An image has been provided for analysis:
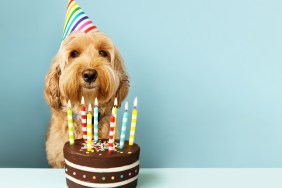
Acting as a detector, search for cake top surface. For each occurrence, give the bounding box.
[64,139,140,159]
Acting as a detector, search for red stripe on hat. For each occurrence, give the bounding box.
[85,26,97,33]
[67,0,74,9]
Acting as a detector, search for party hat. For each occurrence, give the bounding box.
[62,0,98,40]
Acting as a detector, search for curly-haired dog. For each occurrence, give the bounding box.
[45,31,129,168]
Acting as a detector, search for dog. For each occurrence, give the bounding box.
[44,31,129,168]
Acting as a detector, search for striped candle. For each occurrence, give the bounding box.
[93,98,99,143]
[67,100,74,145]
[108,115,115,154]
[80,96,87,142]
[129,97,138,146]
[87,104,93,152]
[119,102,128,149]
[112,98,118,140]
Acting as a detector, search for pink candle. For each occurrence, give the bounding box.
[80,96,87,142]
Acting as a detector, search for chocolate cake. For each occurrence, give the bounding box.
[64,139,140,188]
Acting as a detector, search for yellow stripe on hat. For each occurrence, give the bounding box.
[63,1,78,31]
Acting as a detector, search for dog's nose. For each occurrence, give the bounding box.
[82,69,98,83]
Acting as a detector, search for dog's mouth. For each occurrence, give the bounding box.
[81,82,98,90]
[83,85,97,90]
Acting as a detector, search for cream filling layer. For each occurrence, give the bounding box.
[65,159,140,173]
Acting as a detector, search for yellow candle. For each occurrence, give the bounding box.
[67,100,74,145]
[129,97,138,146]
[87,104,93,152]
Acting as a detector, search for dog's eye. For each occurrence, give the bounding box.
[70,50,79,58]
[99,50,108,57]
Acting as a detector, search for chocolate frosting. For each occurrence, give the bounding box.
[64,139,140,168]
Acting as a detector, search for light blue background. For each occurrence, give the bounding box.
[0,0,282,168]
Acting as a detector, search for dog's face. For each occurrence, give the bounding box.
[45,31,129,111]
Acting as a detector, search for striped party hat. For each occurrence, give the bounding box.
[62,0,98,40]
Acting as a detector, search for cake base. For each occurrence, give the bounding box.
[66,179,138,188]
[64,139,140,188]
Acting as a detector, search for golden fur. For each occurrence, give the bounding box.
[45,31,129,168]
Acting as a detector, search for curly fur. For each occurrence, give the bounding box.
[45,31,129,168]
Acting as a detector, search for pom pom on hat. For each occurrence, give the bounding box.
[62,0,98,40]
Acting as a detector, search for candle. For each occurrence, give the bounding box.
[119,101,128,149]
[108,115,115,154]
[129,97,138,146]
[67,100,74,145]
[87,104,93,152]
[80,96,87,142]
[93,98,99,143]
[112,98,118,140]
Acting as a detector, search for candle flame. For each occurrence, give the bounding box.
[133,97,138,108]
[68,100,71,108]
[114,97,118,106]
[94,98,98,106]
[88,103,92,111]
[81,96,85,105]
[125,101,128,111]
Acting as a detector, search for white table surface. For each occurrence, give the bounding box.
[0,168,282,188]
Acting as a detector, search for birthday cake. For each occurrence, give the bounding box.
[64,139,140,188]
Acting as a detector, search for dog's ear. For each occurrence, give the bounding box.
[44,55,62,110]
[113,48,130,107]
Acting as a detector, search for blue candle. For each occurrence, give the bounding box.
[119,101,128,149]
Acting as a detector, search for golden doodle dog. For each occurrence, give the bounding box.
[44,31,129,168]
